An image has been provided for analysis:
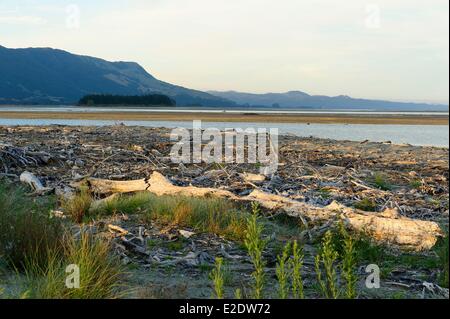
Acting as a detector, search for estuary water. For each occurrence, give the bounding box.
[0,118,448,147]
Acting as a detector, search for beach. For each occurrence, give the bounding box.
[0,110,448,125]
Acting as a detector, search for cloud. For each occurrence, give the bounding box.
[0,0,448,101]
[0,15,47,25]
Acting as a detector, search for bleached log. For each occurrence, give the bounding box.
[246,192,442,251]
[82,172,443,251]
[19,171,52,194]
[86,172,238,200]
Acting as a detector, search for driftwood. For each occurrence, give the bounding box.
[81,172,443,251]
[19,171,52,194]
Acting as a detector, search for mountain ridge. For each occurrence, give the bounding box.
[0,46,235,107]
[208,90,449,111]
[1,45,448,111]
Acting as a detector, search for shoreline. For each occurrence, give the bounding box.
[0,124,448,149]
[0,110,448,125]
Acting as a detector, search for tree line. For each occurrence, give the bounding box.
[78,94,176,106]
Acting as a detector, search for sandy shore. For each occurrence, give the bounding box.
[0,110,448,125]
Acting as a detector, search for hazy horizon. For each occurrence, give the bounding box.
[1,0,449,104]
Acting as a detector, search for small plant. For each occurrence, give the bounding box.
[318,188,331,199]
[372,173,392,191]
[276,242,291,299]
[210,257,225,299]
[339,224,358,299]
[354,198,377,212]
[244,202,267,299]
[290,240,304,299]
[410,179,422,189]
[61,186,93,223]
[234,288,242,299]
[315,231,339,299]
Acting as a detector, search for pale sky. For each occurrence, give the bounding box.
[1,0,449,103]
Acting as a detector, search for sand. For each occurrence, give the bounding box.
[0,110,448,125]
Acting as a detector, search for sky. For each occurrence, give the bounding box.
[1,0,449,104]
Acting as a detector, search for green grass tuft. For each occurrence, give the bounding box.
[92,192,249,242]
[0,181,63,271]
[23,233,124,299]
[61,186,93,223]
[371,173,392,191]
[354,198,377,212]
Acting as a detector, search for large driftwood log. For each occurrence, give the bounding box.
[82,172,443,251]
[86,172,238,199]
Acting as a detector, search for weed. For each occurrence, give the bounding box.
[315,231,339,299]
[276,242,290,299]
[339,224,358,299]
[210,257,225,299]
[244,203,267,299]
[290,240,304,299]
[372,173,392,191]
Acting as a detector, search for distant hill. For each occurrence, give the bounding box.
[0,45,235,107]
[1,45,448,111]
[208,90,449,111]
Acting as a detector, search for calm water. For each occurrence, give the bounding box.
[0,118,448,147]
[0,105,449,116]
